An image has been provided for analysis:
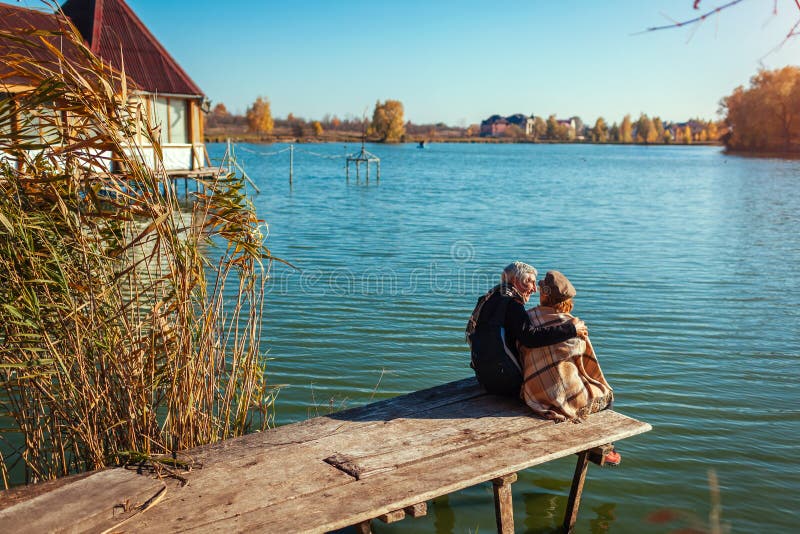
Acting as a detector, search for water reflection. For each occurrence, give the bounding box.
[588,502,617,533]
[432,494,455,534]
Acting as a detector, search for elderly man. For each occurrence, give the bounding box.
[466,262,587,397]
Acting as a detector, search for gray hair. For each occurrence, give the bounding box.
[501,261,538,286]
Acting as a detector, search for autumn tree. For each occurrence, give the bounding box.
[619,114,633,143]
[706,121,719,141]
[211,103,229,118]
[546,115,559,139]
[532,116,547,140]
[246,96,274,134]
[287,113,305,137]
[371,99,405,142]
[592,117,609,143]
[721,66,800,152]
[206,102,233,128]
[653,117,665,143]
[502,124,525,139]
[683,125,693,144]
[312,120,324,137]
[635,113,658,144]
[609,122,620,142]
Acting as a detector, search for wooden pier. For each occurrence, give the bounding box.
[0,378,650,533]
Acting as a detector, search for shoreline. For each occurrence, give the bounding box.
[204,132,723,148]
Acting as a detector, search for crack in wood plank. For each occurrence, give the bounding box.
[323,453,362,480]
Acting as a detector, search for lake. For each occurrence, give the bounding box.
[209,141,800,533]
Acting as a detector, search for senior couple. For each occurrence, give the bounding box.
[466,261,618,462]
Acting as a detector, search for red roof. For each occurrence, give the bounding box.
[61,0,203,96]
[0,3,87,87]
[0,0,203,97]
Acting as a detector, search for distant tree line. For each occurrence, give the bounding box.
[588,114,718,145]
[206,97,408,143]
[206,95,721,145]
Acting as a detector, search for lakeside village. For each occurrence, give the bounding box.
[206,105,722,147]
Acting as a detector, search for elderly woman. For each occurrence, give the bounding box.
[466,262,587,397]
[518,270,614,422]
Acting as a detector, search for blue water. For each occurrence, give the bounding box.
[210,142,800,533]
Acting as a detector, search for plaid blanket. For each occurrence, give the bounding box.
[518,306,613,422]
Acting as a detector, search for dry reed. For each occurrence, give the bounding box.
[0,2,274,486]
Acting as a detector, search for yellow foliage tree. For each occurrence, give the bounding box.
[371,100,405,143]
[619,114,633,143]
[312,120,324,137]
[683,125,693,144]
[246,96,274,134]
[592,117,609,143]
[721,66,800,152]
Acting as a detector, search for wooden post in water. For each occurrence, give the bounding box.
[492,473,517,534]
[563,451,590,532]
[289,144,294,185]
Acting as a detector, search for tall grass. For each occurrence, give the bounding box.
[0,3,275,487]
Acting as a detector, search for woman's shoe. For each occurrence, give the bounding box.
[603,448,621,466]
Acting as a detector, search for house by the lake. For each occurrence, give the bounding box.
[480,114,535,137]
[0,0,209,174]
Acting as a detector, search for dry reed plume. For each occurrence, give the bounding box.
[0,2,275,487]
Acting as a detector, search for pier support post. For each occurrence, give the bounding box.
[492,473,517,534]
[563,450,590,532]
[355,520,372,534]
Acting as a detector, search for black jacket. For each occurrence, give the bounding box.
[466,284,576,396]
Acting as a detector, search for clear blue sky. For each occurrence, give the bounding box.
[6,0,800,125]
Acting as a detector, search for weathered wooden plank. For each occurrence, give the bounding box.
[184,378,486,465]
[0,471,95,510]
[114,449,356,530]
[0,469,165,533]
[305,396,620,482]
[404,501,427,518]
[128,410,650,533]
[377,508,405,523]
[0,379,651,534]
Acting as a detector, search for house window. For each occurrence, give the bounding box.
[148,96,189,144]
[16,103,62,145]
[152,97,169,145]
[168,99,188,144]
[0,94,12,138]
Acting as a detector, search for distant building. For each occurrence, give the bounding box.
[480,115,509,137]
[667,120,705,142]
[506,114,535,136]
[480,114,534,137]
[0,0,209,173]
